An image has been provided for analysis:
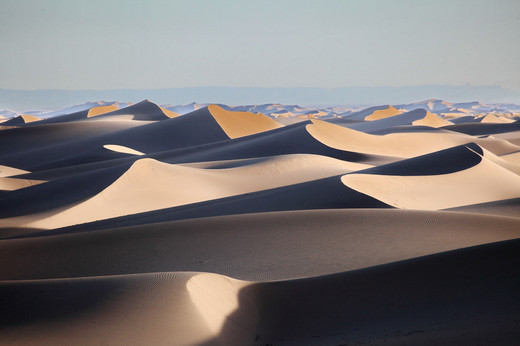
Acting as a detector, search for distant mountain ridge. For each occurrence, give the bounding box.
[1,85,519,111]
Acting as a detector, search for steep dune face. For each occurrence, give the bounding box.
[87,104,119,117]
[208,104,283,138]
[341,145,520,210]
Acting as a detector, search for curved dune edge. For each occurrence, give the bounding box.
[0,271,255,346]
[20,114,41,123]
[87,104,119,118]
[102,144,145,156]
[305,119,520,157]
[186,273,255,344]
[341,154,520,210]
[208,104,283,139]
[412,111,453,127]
[0,165,29,178]
[364,105,402,121]
[15,154,361,229]
[158,106,180,118]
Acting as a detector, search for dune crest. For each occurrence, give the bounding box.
[158,106,180,118]
[87,104,119,117]
[412,110,453,127]
[186,273,256,344]
[481,114,516,123]
[21,114,41,123]
[341,150,520,210]
[364,105,402,120]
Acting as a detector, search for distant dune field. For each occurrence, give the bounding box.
[1,99,519,345]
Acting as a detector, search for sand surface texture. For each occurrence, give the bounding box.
[1,100,519,345]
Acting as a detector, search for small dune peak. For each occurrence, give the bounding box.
[20,114,41,123]
[481,113,516,124]
[412,111,453,128]
[207,104,283,139]
[364,105,402,121]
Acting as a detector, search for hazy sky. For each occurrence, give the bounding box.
[1,0,519,90]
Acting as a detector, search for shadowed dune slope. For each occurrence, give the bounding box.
[1,209,519,281]
[3,155,364,230]
[0,234,519,345]
[9,121,379,182]
[444,122,520,135]
[0,107,230,170]
[306,119,519,158]
[249,238,520,345]
[346,109,428,132]
[342,146,520,210]
[1,114,40,126]
[1,174,390,236]
[0,162,132,220]
[0,272,246,346]
[9,142,503,235]
[0,120,150,158]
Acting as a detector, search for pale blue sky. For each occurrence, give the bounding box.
[1,0,519,90]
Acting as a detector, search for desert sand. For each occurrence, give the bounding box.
[0,99,519,345]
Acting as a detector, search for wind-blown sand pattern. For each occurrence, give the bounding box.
[1,99,519,345]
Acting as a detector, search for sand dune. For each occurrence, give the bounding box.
[2,210,519,280]
[412,110,453,127]
[1,99,520,344]
[86,104,119,117]
[306,118,520,158]
[364,105,402,120]
[208,104,283,138]
[95,100,172,121]
[481,113,516,123]
[342,145,520,210]
[5,154,365,229]
[1,215,519,344]
[1,114,40,126]
[159,105,180,118]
